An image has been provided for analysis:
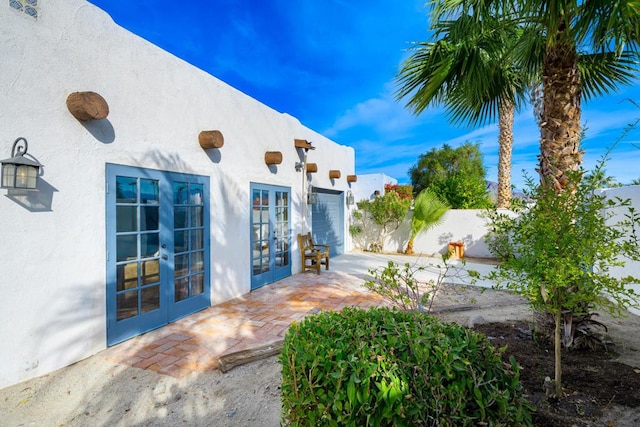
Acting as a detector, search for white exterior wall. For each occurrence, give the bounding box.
[600,186,640,315]
[351,173,397,202]
[351,209,498,258]
[0,0,355,389]
[401,209,499,258]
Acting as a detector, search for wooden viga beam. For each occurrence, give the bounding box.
[265,151,283,165]
[66,91,109,121]
[294,139,314,150]
[198,130,224,149]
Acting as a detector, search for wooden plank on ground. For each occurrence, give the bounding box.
[218,340,284,373]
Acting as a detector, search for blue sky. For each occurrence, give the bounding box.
[88,0,640,189]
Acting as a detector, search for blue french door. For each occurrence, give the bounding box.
[106,164,210,345]
[250,183,291,290]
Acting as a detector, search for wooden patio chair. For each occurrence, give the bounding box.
[297,232,330,274]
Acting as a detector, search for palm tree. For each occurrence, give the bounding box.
[520,1,640,190]
[512,0,638,398]
[426,0,640,398]
[405,189,449,254]
[396,12,530,208]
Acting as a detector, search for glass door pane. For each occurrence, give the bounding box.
[250,183,291,289]
[114,175,161,321]
[107,164,210,346]
[173,182,206,301]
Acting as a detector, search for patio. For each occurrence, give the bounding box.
[103,252,498,378]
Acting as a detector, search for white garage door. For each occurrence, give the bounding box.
[311,189,344,257]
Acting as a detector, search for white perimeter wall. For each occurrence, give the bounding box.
[0,0,355,388]
[600,186,640,315]
[351,209,500,258]
[375,188,640,314]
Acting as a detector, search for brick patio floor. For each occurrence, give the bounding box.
[103,270,389,378]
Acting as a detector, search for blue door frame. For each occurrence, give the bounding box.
[250,183,291,290]
[106,164,210,345]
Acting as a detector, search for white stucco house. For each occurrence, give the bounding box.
[0,0,358,389]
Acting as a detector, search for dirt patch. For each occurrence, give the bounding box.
[435,286,640,426]
[474,320,640,426]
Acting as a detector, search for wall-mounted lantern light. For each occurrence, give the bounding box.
[1,137,43,189]
[307,184,318,205]
[346,190,355,206]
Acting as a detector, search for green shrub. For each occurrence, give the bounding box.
[280,307,533,426]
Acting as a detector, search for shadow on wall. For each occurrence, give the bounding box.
[5,178,58,212]
[213,175,251,302]
[142,148,250,303]
[204,148,221,164]
[142,150,192,174]
[350,213,406,253]
[81,119,115,144]
[379,210,495,258]
[26,279,104,389]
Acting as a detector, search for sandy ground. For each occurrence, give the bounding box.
[2,265,639,426]
[0,354,282,426]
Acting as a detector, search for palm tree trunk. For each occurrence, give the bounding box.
[497,99,515,208]
[405,237,415,254]
[538,29,583,190]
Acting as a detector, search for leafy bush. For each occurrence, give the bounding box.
[363,258,475,314]
[352,192,412,252]
[280,307,533,426]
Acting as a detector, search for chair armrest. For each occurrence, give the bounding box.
[312,244,330,252]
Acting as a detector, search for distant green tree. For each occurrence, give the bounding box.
[409,142,492,209]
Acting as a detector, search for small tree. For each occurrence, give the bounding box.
[485,159,640,398]
[409,142,492,209]
[405,189,449,254]
[364,255,477,314]
[355,189,412,252]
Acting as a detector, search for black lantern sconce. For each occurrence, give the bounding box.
[346,190,355,206]
[1,137,43,189]
[307,184,318,205]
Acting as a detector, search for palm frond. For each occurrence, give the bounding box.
[410,189,450,239]
[579,50,640,100]
[395,11,531,126]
